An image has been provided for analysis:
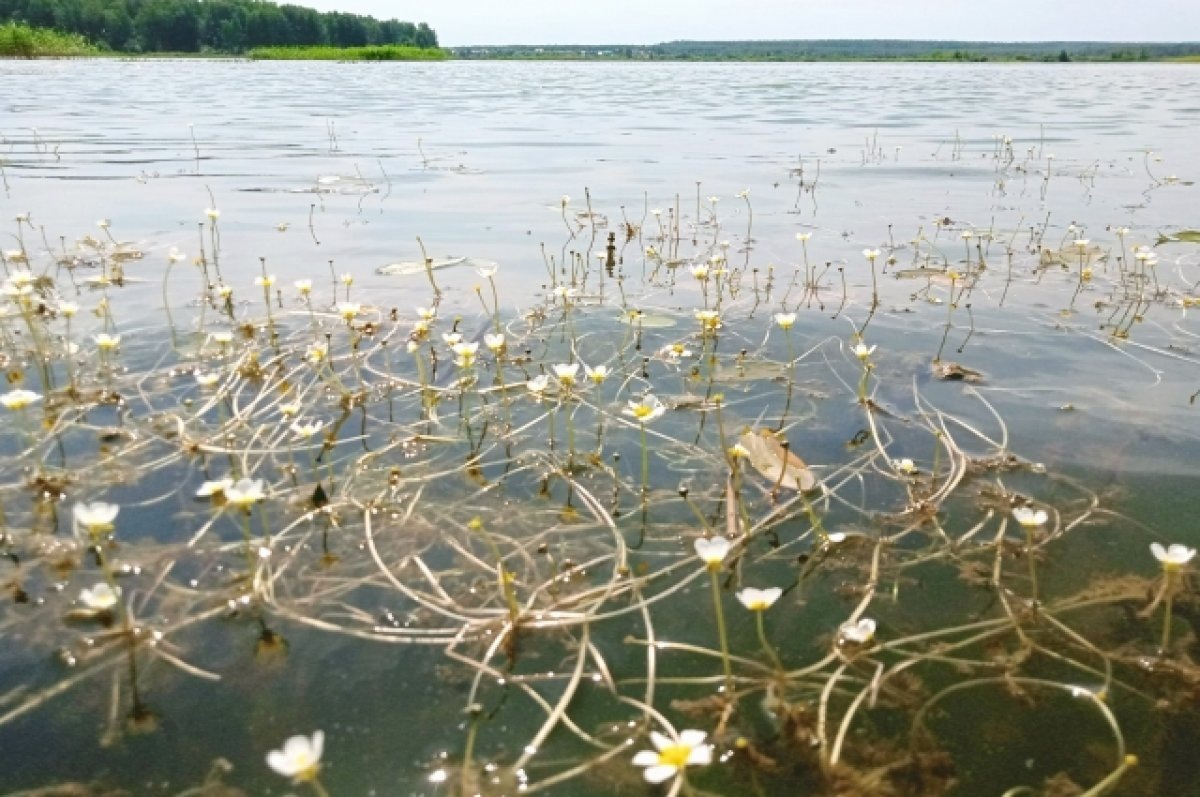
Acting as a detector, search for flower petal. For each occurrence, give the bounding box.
[649,731,673,751]
[678,729,708,747]
[631,750,659,766]
[266,750,293,776]
[687,744,714,766]
[642,764,678,784]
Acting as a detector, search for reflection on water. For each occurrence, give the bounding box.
[0,60,1198,796]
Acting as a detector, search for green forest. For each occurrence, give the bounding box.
[0,0,437,53]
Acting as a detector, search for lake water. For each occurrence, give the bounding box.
[1,60,1199,796]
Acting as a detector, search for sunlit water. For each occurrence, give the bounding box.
[1,60,1198,796]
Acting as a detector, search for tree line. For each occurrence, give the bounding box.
[453,39,1200,62]
[0,0,437,53]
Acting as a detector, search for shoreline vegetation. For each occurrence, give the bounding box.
[452,39,1200,62]
[4,28,1200,62]
[1,21,94,56]
[249,44,447,60]
[0,0,436,55]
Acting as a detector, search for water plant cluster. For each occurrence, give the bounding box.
[1,150,1198,797]
[0,20,94,57]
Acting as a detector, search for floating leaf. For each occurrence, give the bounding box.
[377,256,498,276]
[714,360,789,383]
[1039,244,1106,267]
[619,312,676,328]
[737,428,817,492]
[1156,229,1200,245]
[933,361,984,382]
[895,267,953,282]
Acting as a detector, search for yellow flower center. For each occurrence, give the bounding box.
[633,405,653,419]
[657,744,691,768]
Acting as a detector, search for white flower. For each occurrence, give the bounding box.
[774,312,796,330]
[737,587,782,611]
[584,364,609,384]
[2,281,33,298]
[1151,543,1196,571]
[168,247,186,264]
[527,374,550,395]
[305,342,328,365]
[691,264,710,281]
[97,219,110,229]
[196,478,233,498]
[1,389,42,410]
[695,310,721,331]
[10,269,35,287]
[205,208,220,220]
[339,272,354,286]
[650,208,662,216]
[838,618,877,645]
[416,306,437,320]
[693,536,730,568]
[553,363,579,386]
[290,420,324,439]
[442,332,463,346]
[217,285,233,299]
[853,343,876,361]
[254,275,276,288]
[476,262,499,279]
[452,341,479,368]
[631,729,712,784]
[484,333,505,352]
[74,502,119,537]
[2,250,27,263]
[336,302,360,321]
[94,333,121,350]
[224,478,266,508]
[737,189,750,198]
[863,248,881,260]
[59,301,78,317]
[80,582,121,611]
[1011,507,1048,528]
[195,372,219,388]
[893,458,916,474]
[796,232,813,242]
[279,402,301,417]
[624,394,665,424]
[266,730,324,782]
[294,279,313,294]
[211,331,233,345]
[1074,238,1090,249]
[660,343,692,362]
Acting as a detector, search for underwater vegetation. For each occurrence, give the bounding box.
[1,133,1199,797]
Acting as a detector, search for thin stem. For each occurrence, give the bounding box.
[755,609,783,671]
[708,567,735,699]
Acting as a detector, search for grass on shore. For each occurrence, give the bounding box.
[0,21,96,57]
[249,44,447,61]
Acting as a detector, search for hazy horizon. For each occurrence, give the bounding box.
[293,0,1195,47]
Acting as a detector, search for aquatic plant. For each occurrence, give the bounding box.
[0,129,1197,797]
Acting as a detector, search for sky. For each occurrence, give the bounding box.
[295,0,1194,46]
